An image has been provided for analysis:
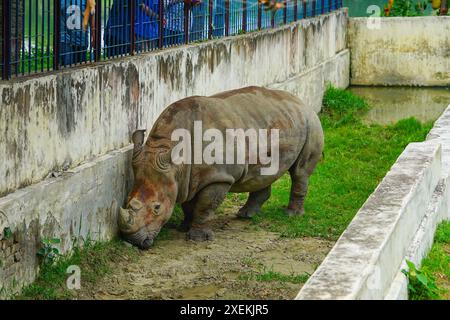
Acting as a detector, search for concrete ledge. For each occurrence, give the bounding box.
[385,176,450,300]
[296,141,442,299]
[0,146,133,297]
[385,105,450,300]
[427,105,450,175]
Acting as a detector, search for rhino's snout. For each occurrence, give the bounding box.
[122,228,155,250]
[140,236,154,250]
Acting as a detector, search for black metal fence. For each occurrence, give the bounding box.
[0,0,343,80]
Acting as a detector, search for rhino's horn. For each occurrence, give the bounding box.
[118,207,134,229]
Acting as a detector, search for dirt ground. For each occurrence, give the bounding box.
[74,203,333,300]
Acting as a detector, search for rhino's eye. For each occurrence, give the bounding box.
[152,203,161,215]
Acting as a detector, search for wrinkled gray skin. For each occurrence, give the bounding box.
[119,86,324,249]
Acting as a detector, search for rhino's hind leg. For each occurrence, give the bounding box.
[237,186,271,219]
[286,148,322,217]
[186,183,231,241]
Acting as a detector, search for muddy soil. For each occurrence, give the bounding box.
[76,200,333,300]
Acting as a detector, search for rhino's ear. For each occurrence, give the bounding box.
[132,129,146,160]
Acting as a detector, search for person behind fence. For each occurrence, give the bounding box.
[60,0,96,66]
[105,0,201,56]
[105,0,156,56]
[163,0,202,45]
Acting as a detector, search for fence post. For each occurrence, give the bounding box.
[257,0,262,29]
[321,0,324,14]
[294,0,298,20]
[2,0,11,79]
[158,0,164,48]
[271,10,275,27]
[242,0,247,33]
[225,0,230,36]
[208,0,213,39]
[95,0,102,61]
[130,0,136,54]
[184,1,190,44]
[303,0,307,18]
[328,0,331,12]
[283,1,287,23]
[312,0,316,16]
[53,0,60,71]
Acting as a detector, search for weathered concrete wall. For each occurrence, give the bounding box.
[0,9,349,296]
[0,146,132,296]
[348,16,450,86]
[297,105,450,300]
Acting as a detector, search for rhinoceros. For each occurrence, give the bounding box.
[118,86,324,249]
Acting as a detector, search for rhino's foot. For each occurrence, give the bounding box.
[236,206,260,219]
[178,221,191,232]
[285,207,305,217]
[186,227,215,241]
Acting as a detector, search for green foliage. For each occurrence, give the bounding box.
[321,85,369,127]
[433,221,450,243]
[15,48,54,74]
[3,227,12,240]
[409,222,450,300]
[402,260,439,299]
[384,0,430,16]
[37,238,61,265]
[17,239,139,300]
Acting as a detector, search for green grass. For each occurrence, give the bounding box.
[408,222,450,300]
[239,269,310,284]
[16,239,139,300]
[250,86,432,240]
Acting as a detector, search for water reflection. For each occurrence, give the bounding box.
[348,86,450,125]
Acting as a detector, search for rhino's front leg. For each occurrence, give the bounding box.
[186,183,231,241]
[179,201,194,232]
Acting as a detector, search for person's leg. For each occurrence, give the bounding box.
[60,43,75,66]
[78,46,88,64]
[213,0,224,38]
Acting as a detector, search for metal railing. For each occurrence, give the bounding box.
[0,0,343,80]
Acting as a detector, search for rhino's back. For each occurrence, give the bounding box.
[151,86,310,135]
[203,86,309,131]
[150,86,315,196]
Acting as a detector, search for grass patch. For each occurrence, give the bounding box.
[251,87,432,240]
[407,222,450,300]
[16,239,140,300]
[239,269,310,284]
